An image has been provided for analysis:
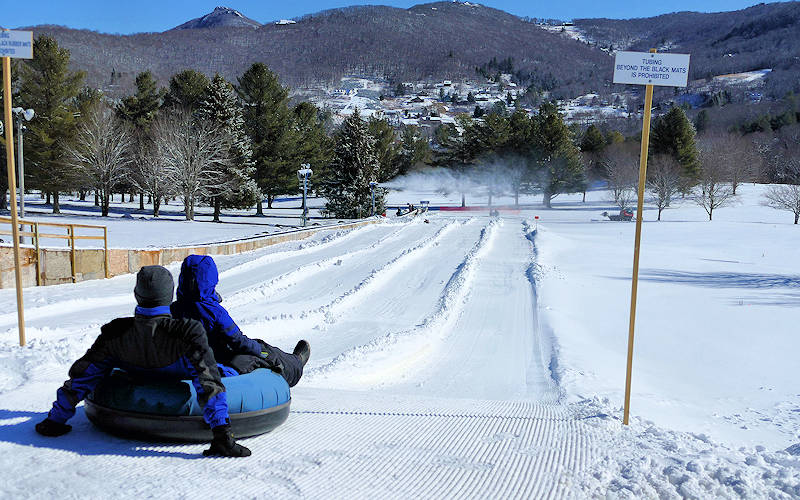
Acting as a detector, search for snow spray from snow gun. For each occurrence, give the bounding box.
[613,49,691,425]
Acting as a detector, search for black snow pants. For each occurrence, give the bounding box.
[229,341,303,387]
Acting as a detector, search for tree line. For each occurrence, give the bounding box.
[432,102,800,224]
[0,36,431,220]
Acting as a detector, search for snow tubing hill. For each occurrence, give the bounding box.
[85,368,291,442]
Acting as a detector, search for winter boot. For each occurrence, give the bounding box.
[293,340,310,367]
[203,424,251,457]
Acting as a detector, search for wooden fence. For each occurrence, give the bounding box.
[0,216,109,285]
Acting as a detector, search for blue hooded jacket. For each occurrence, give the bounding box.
[170,255,262,363]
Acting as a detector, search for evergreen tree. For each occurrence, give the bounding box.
[237,63,295,212]
[580,124,607,202]
[117,71,163,129]
[435,114,482,207]
[19,35,85,213]
[118,71,165,210]
[694,109,710,134]
[198,74,259,221]
[531,102,585,207]
[164,69,209,111]
[467,91,475,103]
[395,82,406,97]
[580,125,605,153]
[291,101,333,195]
[322,109,383,218]
[368,116,398,182]
[396,125,430,176]
[650,106,700,178]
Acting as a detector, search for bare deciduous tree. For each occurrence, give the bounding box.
[130,137,174,217]
[65,103,132,217]
[695,149,735,221]
[646,154,681,221]
[603,143,639,210]
[764,184,800,224]
[697,132,760,194]
[154,109,231,220]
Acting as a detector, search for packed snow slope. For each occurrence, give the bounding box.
[0,184,799,498]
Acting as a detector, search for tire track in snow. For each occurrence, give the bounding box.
[303,218,499,385]
[234,219,465,332]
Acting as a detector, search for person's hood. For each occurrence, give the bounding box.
[176,255,219,303]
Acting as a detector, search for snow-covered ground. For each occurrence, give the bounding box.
[1,184,799,498]
[6,194,348,248]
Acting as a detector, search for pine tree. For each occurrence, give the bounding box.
[322,109,383,218]
[650,106,700,179]
[579,124,606,199]
[396,125,430,176]
[693,109,709,134]
[290,101,333,195]
[118,71,165,210]
[198,74,259,221]
[117,71,163,129]
[368,116,398,181]
[19,35,85,213]
[531,102,585,207]
[237,63,295,212]
[164,70,209,111]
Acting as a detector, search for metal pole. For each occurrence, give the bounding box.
[302,178,307,227]
[3,57,26,346]
[16,115,24,218]
[371,187,375,216]
[623,49,657,426]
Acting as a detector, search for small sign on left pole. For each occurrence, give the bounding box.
[3,30,34,346]
[0,30,34,59]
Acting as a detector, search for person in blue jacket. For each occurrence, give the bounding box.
[36,265,251,457]
[170,255,309,387]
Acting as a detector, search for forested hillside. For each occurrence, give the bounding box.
[574,1,800,97]
[23,2,610,97]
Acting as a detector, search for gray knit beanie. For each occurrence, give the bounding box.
[134,265,175,307]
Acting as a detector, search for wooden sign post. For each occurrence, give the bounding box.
[613,49,691,425]
[2,30,33,346]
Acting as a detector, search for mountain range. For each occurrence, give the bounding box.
[16,1,800,100]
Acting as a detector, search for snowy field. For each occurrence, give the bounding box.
[1,184,799,498]
[7,194,352,248]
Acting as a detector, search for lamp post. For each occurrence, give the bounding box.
[297,164,313,227]
[11,107,34,219]
[369,182,378,216]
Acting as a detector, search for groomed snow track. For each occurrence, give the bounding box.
[0,214,595,498]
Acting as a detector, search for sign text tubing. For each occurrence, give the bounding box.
[613,51,690,87]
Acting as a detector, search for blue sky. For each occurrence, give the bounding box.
[5,0,786,34]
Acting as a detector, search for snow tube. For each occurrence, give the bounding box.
[84,368,291,442]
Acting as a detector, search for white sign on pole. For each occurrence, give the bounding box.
[0,31,34,59]
[613,51,690,87]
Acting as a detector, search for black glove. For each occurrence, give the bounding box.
[35,418,72,437]
[203,424,251,457]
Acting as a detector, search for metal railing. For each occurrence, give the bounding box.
[0,216,109,285]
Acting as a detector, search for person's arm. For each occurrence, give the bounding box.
[212,305,262,357]
[37,330,115,436]
[177,319,250,457]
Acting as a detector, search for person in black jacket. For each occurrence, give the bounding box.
[35,265,251,457]
[170,255,309,386]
